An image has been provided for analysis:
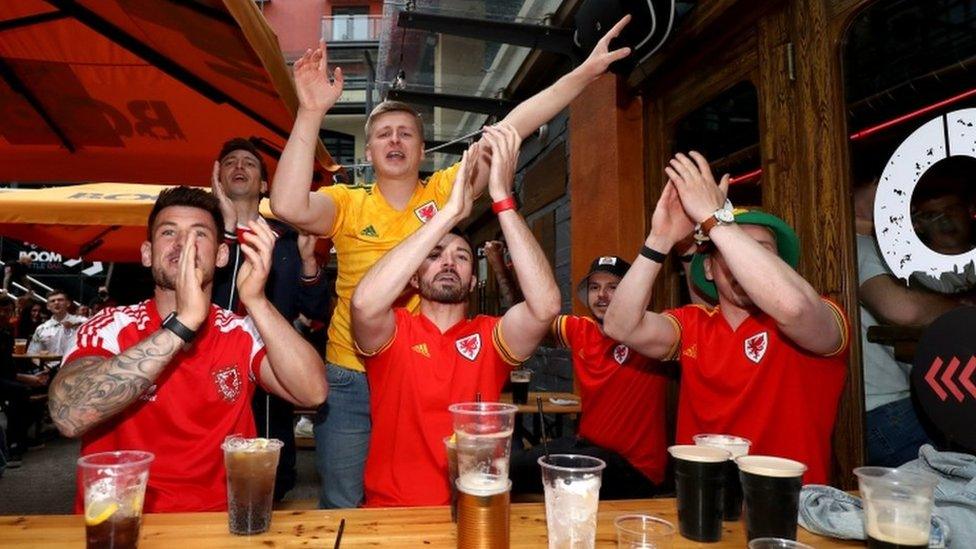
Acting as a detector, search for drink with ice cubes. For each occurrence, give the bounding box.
[222,436,283,535]
[539,454,606,549]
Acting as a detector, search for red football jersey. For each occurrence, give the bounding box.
[361,309,521,507]
[663,300,849,484]
[64,300,267,513]
[553,315,669,483]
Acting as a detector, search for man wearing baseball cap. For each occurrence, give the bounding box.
[604,152,849,485]
[512,255,670,498]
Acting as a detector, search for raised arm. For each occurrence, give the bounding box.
[668,152,842,354]
[498,16,632,140]
[270,43,344,235]
[603,182,694,359]
[480,125,561,359]
[484,240,522,310]
[237,218,327,408]
[49,235,210,438]
[350,150,477,353]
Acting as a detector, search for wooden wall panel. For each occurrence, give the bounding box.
[521,143,568,216]
[568,74,647,316]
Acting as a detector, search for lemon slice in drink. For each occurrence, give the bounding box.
[85,501,119,526]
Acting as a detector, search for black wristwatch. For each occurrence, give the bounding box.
[162,313,197,343]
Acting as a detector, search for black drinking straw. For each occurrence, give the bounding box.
[536,395,550,459]
[333,518,345,549]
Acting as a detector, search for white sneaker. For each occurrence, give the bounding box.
[294,416,313,438]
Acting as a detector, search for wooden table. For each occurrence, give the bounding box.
[500,391,582,414]
[0,499,863,548]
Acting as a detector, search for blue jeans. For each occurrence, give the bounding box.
[866,397,932,467]
[313,363,371,508]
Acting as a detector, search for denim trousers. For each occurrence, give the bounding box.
[313,363,371,508]
[866,397,932,467]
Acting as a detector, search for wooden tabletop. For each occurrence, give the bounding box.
[500,391,582,414]
[0,498,863,548]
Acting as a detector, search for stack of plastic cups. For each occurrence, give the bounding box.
[449,402,518,549]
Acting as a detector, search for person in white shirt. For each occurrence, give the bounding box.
[28,289,86,357]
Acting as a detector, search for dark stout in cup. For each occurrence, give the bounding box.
[668,445,730,542]
[736,455,807,541]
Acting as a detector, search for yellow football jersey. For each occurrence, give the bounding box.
[319,164,460,372]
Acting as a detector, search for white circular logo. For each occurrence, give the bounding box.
[874,108,976,284]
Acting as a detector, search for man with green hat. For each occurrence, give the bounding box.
[604,151,850,485]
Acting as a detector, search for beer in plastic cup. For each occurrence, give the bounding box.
[78,450,154,549]
[538,454,606,549]
[449,402,518,495]
[614,514,675,548]
[13,338,27,354]
[693,433,751,521]
[456,478,511,549]
[445,435,459,523]
[736,455,806,541]
[748,538,814,549]
[854,466,938,549]
[510,369,531,405]
[222,436,283,535]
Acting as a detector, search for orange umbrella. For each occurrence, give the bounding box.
[0,0,336,186]
[0,182,277,262]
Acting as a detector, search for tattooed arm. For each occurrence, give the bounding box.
[48,329,184,438]
[50,231,213,438]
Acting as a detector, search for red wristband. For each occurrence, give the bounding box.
[491,196,517,214]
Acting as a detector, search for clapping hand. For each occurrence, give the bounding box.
[480,123,522,201]
[664,152,730,224]
[175,233,209,331]
[236,218,278,308]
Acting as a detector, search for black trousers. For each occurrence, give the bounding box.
[0,379,33,457]
[510,436,660,500]
[251,389,296,501]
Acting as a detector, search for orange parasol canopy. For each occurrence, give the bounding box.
[0,0,336,186]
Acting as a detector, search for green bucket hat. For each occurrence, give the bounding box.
[690,209,801,300]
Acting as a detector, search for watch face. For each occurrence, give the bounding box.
[716,209,735,223]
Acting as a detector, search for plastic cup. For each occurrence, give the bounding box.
[222,436,283,535]
[748,538,814,549]
[855,467,938,549]
[736,455,806,541]
[538,454,606,549]
[449,402,518,495]
[13,338,27,354]
[693,433,751,521]
[78,450,154,549]
[456,478,511,549]
[445,435,459,523]
[615,514,675,548]
[668,444,730,542]
[510,369,532,405]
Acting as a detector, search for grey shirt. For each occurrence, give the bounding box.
[857,234,913,411]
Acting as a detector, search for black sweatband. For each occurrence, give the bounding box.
[639,245,667,263]
[162,313,197,343]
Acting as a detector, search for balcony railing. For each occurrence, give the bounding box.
[321,15,382,43]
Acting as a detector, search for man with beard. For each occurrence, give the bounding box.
[48,187,328,513]
[210,138,329,501]
[604,152,850,485]
[350,126,560,507]
[271,16,632,508]
[511,255,670,499]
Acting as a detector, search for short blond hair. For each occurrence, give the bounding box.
[365,100,424,141]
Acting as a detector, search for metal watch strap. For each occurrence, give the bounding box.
[162,312,196,343]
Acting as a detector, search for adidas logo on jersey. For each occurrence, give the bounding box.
[360,225,378,237]
[412,343,430,357]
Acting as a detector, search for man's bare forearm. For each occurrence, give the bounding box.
[270,109,326,227]
[48,329,183,438]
